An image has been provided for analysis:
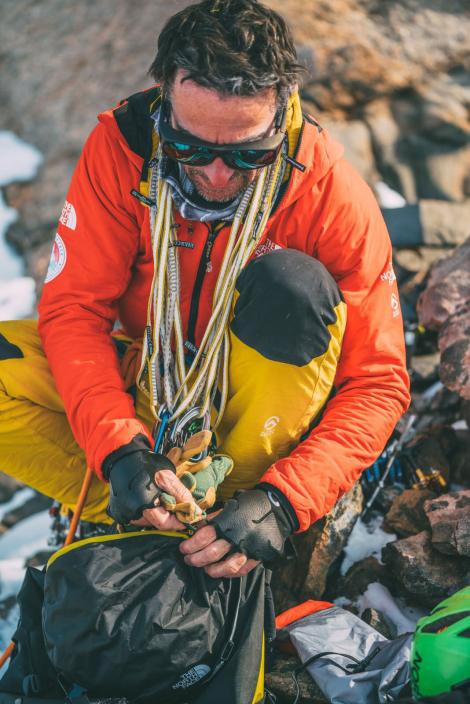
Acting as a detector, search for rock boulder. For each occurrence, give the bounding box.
[272,482,363,612]
[382,530,470,603]
[424,490,470,557]
[439,305,470,401]
[333,556,393,602]
[417,238,470,330]
[384,488,437,537]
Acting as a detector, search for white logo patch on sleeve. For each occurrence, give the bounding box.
[44,233,67,283]
[380,263,397,286]
[391,292,401,318]
[59,200,77,230]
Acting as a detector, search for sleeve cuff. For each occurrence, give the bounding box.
[101,433,152,480]
[256,482,300,533]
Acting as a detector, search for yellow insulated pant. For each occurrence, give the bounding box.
[0,250,346,523]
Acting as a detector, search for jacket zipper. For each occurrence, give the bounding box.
[186,221,224,348]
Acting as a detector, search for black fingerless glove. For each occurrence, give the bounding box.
[102,435,176,524]
[210,485,299,563]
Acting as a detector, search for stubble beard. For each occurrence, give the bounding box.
[183,166,257,204]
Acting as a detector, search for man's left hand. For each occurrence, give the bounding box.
[180,524,260,578]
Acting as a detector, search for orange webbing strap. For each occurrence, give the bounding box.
[64,465,94,546]
[0,466,94,668]
[0,641,14,669]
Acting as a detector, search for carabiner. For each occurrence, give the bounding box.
[153,407,171,454]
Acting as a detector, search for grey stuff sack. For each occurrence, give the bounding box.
[283,605,412,704]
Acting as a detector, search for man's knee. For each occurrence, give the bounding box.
[232,248,345,366]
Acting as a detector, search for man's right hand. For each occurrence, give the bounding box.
[104,443,197,530]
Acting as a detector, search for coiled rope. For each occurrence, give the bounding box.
[137,148,284,443]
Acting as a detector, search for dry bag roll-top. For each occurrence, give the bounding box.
[0,530,272,704]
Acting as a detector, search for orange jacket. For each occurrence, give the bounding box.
[38,88,410,531]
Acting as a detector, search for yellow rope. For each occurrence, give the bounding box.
[137,149,284,442]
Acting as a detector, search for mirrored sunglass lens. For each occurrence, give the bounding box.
[228,149,278,169]
[163,142,214,165]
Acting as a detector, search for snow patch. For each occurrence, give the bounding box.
[375,181,407,208]
[0,510,50,563]
[341,516,396,575]
[0,511,51,653]
[0,487,35,522]
[0,277,36,320]
[0,132,42,186]
[0,130,42,315]
[335,583,426,636]
[356,582,426,635]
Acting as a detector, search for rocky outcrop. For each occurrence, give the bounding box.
[333,556,393,602]
[417,239,470,329]
[417,239,470,400]
[272,482,363,612]
[382,530,470,603]
[0,493,51,529]
[361,607,395,641]
[1,0,469,288]
[439,307,470,401]
[0,472,22,503]
[449,441,470,488]
[383,200,470,249]
[384,488,437,537]
[424,490,470,557]
[266,654,327,704]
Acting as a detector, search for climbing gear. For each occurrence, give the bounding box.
[0,531,271,704]
[34,82,409,529]
[410,466,447,492]
[276,601,411,704]
[211,488,296,562]
[158,97,287,170]
[410,586,470,700]
[105,449,176,524]
[103,426,232,526]
[362,413,417,517]
[361,412,449,516]
[137,121,285,455]
[160,429,233,523]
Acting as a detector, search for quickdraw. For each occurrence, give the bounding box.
[137,143,285,451]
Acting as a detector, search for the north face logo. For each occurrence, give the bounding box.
[172,664,211,689]
[253,238,282,258]
[44,233,67,283]
[59,200,77,230]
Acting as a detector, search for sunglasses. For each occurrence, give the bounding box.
[158,98,286,171]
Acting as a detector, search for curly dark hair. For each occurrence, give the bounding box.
[149,0,304,107]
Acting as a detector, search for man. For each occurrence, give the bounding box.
[0,0,409,579]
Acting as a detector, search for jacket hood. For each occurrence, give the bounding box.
[97,88,345,214]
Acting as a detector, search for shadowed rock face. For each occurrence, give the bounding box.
[384,488,437,537]
[382,530,470,604]
[417,239,470,330]
[1,0,470,294]
[271,482,363,612]
[417,238,470,400]
[424,489,470,557]
[0,0,189,295]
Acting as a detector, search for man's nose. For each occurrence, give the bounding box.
[202,157,235,188]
